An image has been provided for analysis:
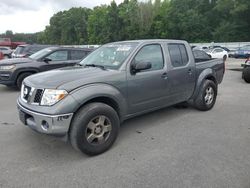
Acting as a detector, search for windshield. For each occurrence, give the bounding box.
[14,46,25,54]
[79,42,138,70]
[29,48,53,60]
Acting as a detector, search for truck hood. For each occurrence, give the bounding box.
[0,58,34,65]
[24,66,121,91]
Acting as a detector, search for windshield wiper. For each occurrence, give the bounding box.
[84,64,106,70]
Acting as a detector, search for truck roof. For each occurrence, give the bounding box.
[108,39,188,45]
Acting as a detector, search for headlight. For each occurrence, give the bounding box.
[40,89,68,106]
[246,61,250,65]
[0,65,15,70]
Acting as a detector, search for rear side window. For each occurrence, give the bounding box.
[193,50,211,59]
[168,44,189,67]
[70,50,88,60]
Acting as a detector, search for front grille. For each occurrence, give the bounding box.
[33,89,44,103]
[21,84,44,105]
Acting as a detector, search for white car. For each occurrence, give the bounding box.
[206,48,228,59]
[0,46,12,58]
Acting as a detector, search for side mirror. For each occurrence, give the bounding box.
[43,57,52,63]
[131,61,152,74]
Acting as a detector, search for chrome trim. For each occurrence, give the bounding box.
[17,100,73,118]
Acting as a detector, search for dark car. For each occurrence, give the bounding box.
[234,45,250,58]
[0,47,93,89]
[11,44,55,58]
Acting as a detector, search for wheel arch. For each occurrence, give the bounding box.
[70,84,127,122]
[191,69,217,100]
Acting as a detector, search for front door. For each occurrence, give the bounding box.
[126,44,169,114]
[40,50,69,71]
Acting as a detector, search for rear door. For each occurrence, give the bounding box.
[165,43,196,102]
[67,49,90,66]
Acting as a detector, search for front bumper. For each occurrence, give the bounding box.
[17,100,73,136]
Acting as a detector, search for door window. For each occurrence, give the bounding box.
[168,44,189,67]
[46,50,68,61]
[213,49,223,53]
[71,50,88,60]
[133,44,164,72]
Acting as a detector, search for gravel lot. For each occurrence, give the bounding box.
[0,59,249,188]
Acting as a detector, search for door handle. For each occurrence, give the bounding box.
[161,72,168,79]
[188,69,192,75]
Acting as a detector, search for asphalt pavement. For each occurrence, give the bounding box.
[0,59,249,188]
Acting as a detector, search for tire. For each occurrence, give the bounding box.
[69,102,120,156]
[242,67,250,83]
[16,72,33,90]
[194,80,217,111]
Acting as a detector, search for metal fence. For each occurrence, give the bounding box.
[190,42,250,50]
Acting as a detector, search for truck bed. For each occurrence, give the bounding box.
[195,58,225,84]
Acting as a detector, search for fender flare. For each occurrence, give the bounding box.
[70,83,127,121]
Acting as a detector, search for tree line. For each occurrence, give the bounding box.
[1,0,250,45]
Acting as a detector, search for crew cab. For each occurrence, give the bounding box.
[0,47,93,89]
[17,40,225,155]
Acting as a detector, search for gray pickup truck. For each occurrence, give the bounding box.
[17,40,225,155]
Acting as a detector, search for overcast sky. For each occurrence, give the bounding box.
[0,0,123,34]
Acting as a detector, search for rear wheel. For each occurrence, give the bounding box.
[194,80,217,111]
[16,72,33,90]
[242,67,250,83]
[69,102,120,156]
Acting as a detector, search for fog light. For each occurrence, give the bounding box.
[41,120,49,131]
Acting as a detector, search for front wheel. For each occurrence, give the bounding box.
[194,80,217,111]
[69,102,120,156]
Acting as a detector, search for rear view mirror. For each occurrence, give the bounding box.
[131,61,152,74]
[43,57,52,63]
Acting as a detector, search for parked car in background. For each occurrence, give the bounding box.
[0,38,25,49]
[208,46,230,52]
[228,49,236,58]
[17,39,225,155]
[206,48,228,60]
[0,47,93,89]
[0,46,12,58]
[11,44,55,58]
[242,57,250,83]
[234,45,250,58]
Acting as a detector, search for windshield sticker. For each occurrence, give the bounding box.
[117,46,131,51]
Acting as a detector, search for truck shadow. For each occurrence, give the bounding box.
[20,105,197,162]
